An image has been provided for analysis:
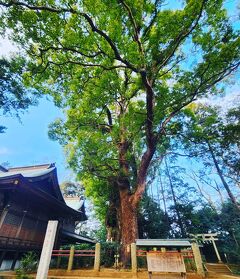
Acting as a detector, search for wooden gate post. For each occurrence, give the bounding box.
[94,243,101,271]
[67,246,75,271]
[57,248,62,268]
[192,242,205,277]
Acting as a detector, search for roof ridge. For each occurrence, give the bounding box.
[8,163,55,171]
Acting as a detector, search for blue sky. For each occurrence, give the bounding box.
[0,32,74,182]
[0,97,73,182]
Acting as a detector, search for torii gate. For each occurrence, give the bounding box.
[190,233,222,263]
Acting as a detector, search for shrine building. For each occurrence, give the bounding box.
[0,163,95,270]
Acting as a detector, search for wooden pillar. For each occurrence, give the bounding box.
[94,243,101,271]
[192,242,205,277]
[57,248,62,268]
[0,208,9,230]
[67,246,75,271]
[0,251,6,269]
[11,251,19,270]
[131,243,137,273]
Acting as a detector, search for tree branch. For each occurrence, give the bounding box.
[0,0,72,13]
[119,0,144,58]
[39,45,104,59]
[79,12,138,72]
[154,0,206,70]
[47,60,127,71]
[142,0,162,39]
[156,60,240,139]
[105,106,113,127]
[0,1,139,72]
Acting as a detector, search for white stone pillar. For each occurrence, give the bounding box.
[36,220,58,279]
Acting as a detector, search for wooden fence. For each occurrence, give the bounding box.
[51,244,100,271]
[52,249,95,257]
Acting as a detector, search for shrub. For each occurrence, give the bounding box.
[16,252,38,279]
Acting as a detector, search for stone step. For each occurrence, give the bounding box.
[207,267,230,270]
[205,263,232,274]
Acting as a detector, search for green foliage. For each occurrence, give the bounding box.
[100,241,121,267]
[170,202,219,235]
[19,252,38,272]
[0,57,40,132]
[16,252,38,279]
[218,202,240,263]
[170,199,240,263]
[92,226,108,243]
[138,194,170,238]
[184,257,196,272]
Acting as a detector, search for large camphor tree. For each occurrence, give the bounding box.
[1,0,239,263]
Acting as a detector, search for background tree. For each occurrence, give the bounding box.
[138,193,170,239]
[178,104,240,210]
[0,57,39,132]
[214,201,240,263]
[60,181,85,197]
[1,0,239,264]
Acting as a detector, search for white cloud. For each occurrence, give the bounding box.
[199,89,240,114]
[0,147,11,155]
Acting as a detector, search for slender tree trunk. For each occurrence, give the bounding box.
[165,159,185,237]
[159,174,167,215]
[191,172,217,210]
[214,180,224,206]
[159,173,170,236]
[207,141,240,210]
[119,189,138,266]
[156,176,161,208]
[231,230,239,247]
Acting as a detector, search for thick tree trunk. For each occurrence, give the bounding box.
[116,75,156,266]
[119,189,138,266]
[105,188,121,242]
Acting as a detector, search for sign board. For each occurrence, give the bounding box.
[36,220,58,279]
[147,252,186,273]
